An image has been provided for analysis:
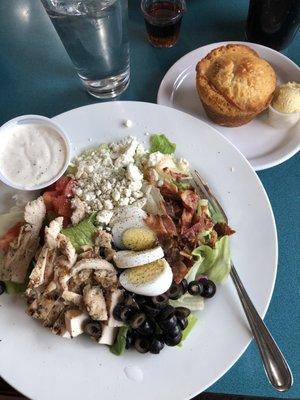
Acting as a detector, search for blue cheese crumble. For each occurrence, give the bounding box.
[70,136,146,219]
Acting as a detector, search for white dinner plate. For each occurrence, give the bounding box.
[0,102,277,400]
[157,41,300,171]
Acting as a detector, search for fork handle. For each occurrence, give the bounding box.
[230,264,293,392]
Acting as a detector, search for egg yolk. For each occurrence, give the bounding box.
[125,260,165,285]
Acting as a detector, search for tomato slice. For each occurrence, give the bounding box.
[43,177,76,226]
[0,222,23,251]
[63,179,76,198]
[55,176,73,194]
[53,195,72,219]
[43,191,57,211]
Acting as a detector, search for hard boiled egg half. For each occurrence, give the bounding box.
[119,258,172,296]
[113,246,164,269]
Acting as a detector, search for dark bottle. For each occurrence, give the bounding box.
[246,0,300,50]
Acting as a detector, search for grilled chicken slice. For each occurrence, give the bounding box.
[68,269,93,293]
[28,247,49,289]
[1,197,46,283]
[94,230,112,249]
[83,285,108,321]
[43,233,77,293]
[28,297,57,321]
[45,217,63,249]
[94,230,116,261]
[97,324,118,345]
[57,233,77,268]
[62,290,83,307]
[71,258,116,275]
[28,218,63,290]
[64,309,89,338]
[51,308,71,337]
[93,269,118,289]
[71,198,86,225]
[43,299,66,328]
[24,197,46,229]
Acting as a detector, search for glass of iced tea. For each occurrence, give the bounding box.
[141,0,186,48]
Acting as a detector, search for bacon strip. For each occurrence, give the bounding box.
[179,250,193,260]
[182,215,214,243]
[214,222,235,237]
[181,208,193,234]
[167,169,190,181]
[207,230,218,248]
[164,199,182,219]
[180,190,199,212]
[160,182,180,200]
[145,215,167,238]
[172,260,189,284]
[161,215,177,236]
[150,181,235,283]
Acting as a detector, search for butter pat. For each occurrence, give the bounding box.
[268,82,300,129]
[272,82,300,113]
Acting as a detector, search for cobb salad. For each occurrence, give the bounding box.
[0,134,234,355]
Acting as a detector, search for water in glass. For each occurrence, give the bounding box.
[41,0,130,98]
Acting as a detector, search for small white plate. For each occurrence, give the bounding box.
[0,102,277,400]
[157,41,300,171]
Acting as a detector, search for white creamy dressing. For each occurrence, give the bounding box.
[124,365,144,382]
[0,123,67,188]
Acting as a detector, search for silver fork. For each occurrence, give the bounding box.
[193,170,293,392]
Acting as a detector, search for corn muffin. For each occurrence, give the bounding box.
[196,44,276,127]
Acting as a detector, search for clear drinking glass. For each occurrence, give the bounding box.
[41,0,130,99]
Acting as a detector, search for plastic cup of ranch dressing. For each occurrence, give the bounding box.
[0,115,71,191]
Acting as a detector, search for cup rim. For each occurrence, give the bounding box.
[0,115,71,191]
[141,0,186,23]
[269,103,300,116]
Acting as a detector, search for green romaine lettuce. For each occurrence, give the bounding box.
[4,281,27,295]
[175,182,192,191]
[3,260,35,295]
[62,214,97,252]
[178,314,198,347]
[110,326,129,356]
[192,235,231,283]
[66,164,77,176]
[184,252,204,283]
[208,200,226,224]
[150,134,176,154]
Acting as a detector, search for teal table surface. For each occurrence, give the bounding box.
[0,0,299,399]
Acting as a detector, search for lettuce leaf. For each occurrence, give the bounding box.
[175,182,192,191]
[144,185,166,215]
[150,134,176,154]
[184,252,204,283]
[62,214,97,252]
[3,260,35,295]
[169,293,204,311]
[192,235,231,283]
[4,281,27,295]
[110,326,129,356]
[66,164,77,176]
[178,314,198,347]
